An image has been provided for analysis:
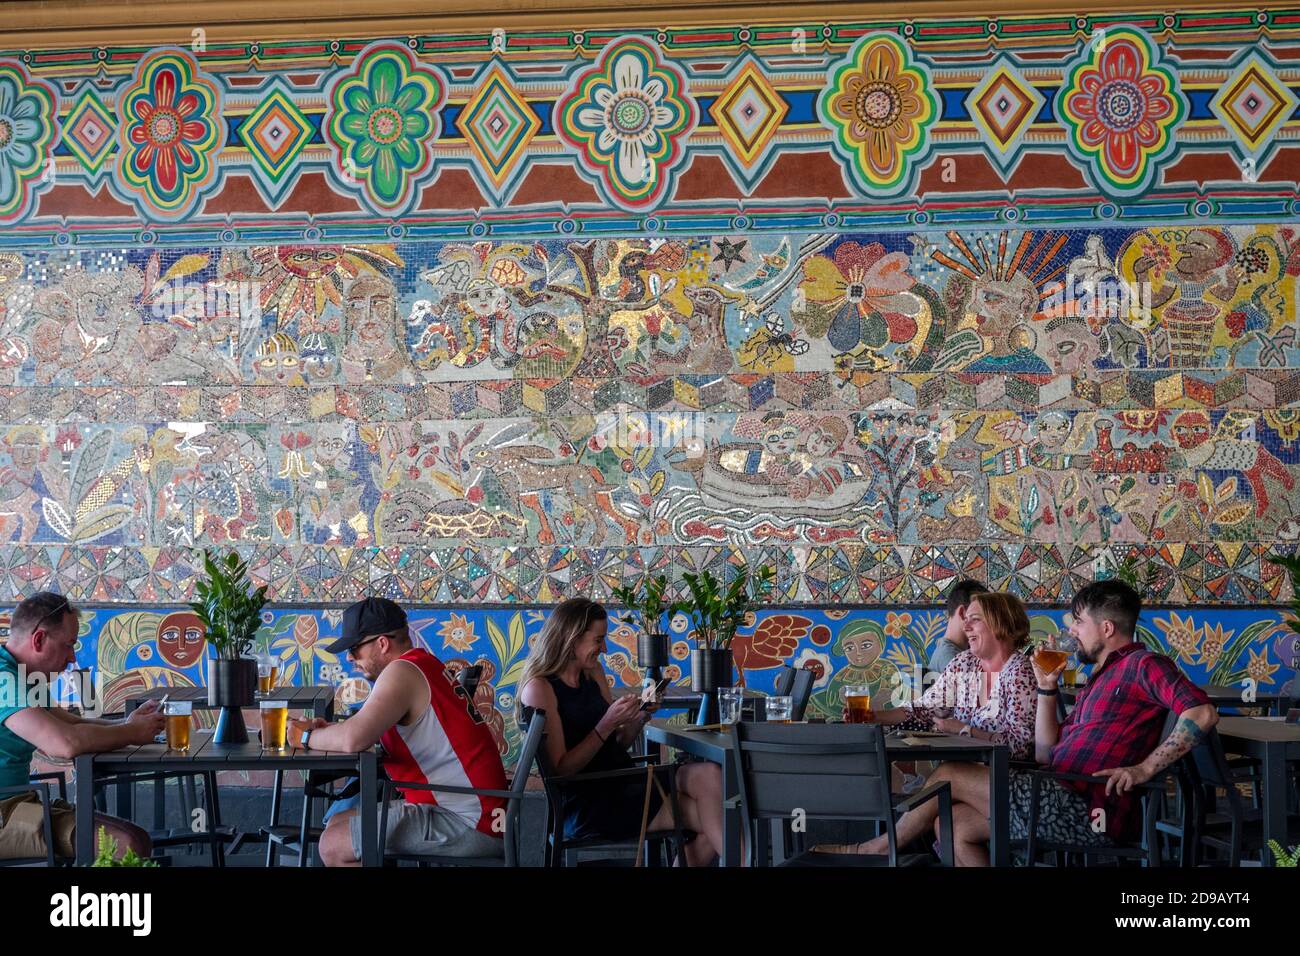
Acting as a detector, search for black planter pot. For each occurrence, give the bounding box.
[207,658,256,744]
[637,632,669,670]
[690,648,733,726]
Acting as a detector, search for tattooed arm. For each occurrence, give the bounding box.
[1094,703,1219,796]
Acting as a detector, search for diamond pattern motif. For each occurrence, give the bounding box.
[455,65,541,195]
[61,87,117,175]
[710,61,788,172]
[236,84,313,202]
[967,60,1044,172]
[1211,53,1299,163]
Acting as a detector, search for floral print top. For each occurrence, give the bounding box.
[896,650,1037,759]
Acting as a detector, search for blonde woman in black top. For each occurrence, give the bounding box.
[519,597,725,865]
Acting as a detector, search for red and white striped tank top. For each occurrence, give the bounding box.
[379,649,508,836]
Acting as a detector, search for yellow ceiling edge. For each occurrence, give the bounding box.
[0,0,1279,51]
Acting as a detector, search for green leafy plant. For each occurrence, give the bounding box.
[188,549,268,661]
[1266,553,1300,641]
[612,574,670,637]
[92,826,159,867]
[1268,839,1300,867]
[1107,553,1160,594]
[671,564,775,651]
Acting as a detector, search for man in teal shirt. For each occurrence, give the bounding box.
[1,592,164,860]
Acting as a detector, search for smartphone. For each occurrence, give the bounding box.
[640,677,671,710]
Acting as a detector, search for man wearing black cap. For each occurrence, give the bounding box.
[287,597,508,865]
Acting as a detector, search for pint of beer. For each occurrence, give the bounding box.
[1033,646,1070,674]
[260,700,288,750]
[844,687,873,723]
[164,700,192,752]
[257,657,279,696]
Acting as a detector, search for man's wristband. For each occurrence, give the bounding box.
[1036,687,1059,696]
[594,728,606,743]
[300,729,311,750]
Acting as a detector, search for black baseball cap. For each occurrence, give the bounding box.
[326,597,408,654]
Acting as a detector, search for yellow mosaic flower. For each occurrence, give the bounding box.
[1198,622,1228,668]
[1246,647,1279,685]
[1155,611,1199,665]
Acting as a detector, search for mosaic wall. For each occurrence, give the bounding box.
[4,605,1295,772]
[1,10,1299,610]
[2,227,1300,604]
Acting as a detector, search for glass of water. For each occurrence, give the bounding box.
[766,695,793,722]
[718,686,744,725]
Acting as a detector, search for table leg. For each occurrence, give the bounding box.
[358,751,378,867]
[1262,742,1286,867]
[722,749,741,867]
[75,754,96,865]
[988,747,1010,867]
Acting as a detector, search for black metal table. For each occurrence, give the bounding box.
[116,685,336,832]
[1215,716,1300,866]
[124,685,336,719]
[75,729,380,866]
[645,720,1010,867]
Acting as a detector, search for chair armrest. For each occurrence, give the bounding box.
[0,781,53,798]
[894,780,952,814]
[1022,766,1166,793]
[550,764,678,786]
[380,779,542,802]
[29,771,68,802]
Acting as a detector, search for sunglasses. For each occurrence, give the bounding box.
[32,597,70,633]
[346,633,387,658]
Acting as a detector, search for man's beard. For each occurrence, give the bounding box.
[1077,644,1099,665]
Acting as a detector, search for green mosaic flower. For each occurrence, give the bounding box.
[326,43,445,213]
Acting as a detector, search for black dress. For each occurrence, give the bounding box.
[535,673,665,840]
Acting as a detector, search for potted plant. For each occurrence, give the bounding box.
[92,826,159,867]
[189,549,267,744]
[672,564,775,724]
[1268,839,1299,867]
[612,574,671,675]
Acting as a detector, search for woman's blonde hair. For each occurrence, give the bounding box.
[515,597,607,722]
[969,591,1031,649]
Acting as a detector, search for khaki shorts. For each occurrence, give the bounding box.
[0,791,77,860]
[352,800,504,861]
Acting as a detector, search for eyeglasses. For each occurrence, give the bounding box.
[346,634,387,659]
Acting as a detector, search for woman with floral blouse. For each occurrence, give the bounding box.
[880,590,1037,759]
[816,591,1037,857]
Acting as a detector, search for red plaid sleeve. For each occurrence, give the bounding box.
[1135,653,1210,715]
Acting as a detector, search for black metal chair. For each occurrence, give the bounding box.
[261,770,346,867]
[0,778,62,867]
[1017,762,1192,867]
[378,710,547,867]
[1186,726,1300,866]
[525,707,689,867]
[730,720,954,867]
[772,664,815,722]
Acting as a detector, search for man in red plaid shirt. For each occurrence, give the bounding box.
[816,579,1218,865]
[1018,579,1217,851]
